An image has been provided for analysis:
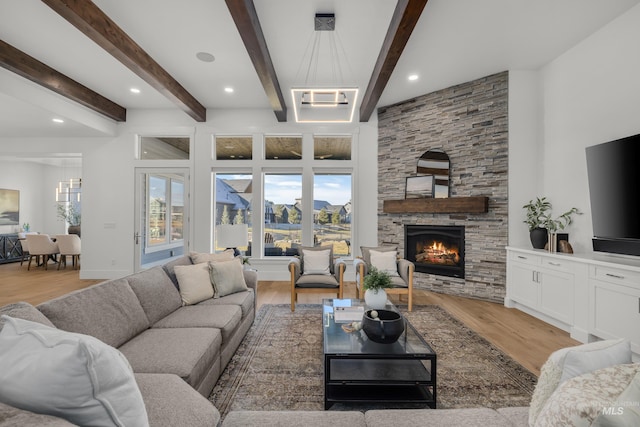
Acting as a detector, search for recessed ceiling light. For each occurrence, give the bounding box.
[130,87,141,94]
[224,87,234,93]
[52,118,64,124]
[196,52,215,63]
[408,74,419,81]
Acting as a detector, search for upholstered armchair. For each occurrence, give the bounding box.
[354,246,415,311]
[56,234,81,270]
[25,234,59,270]
[289,245,346,312]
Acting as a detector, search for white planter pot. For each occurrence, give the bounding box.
[364,289,388,309]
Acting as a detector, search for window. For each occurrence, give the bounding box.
[313,173,352,256]
[264,173,302,256]
[215,136,252,160]
[147,174,184,248]
[265,136,302,160]
[139,137,189,160]
[213,173,252,253]
[314,136,351,160]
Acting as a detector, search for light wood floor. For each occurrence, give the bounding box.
[0,261,579,376]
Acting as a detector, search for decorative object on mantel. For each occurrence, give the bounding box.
[405,175,433,198]
[417,149,450,198]
[523,197,581,251]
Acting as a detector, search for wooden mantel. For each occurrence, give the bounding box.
[382,196,489,214]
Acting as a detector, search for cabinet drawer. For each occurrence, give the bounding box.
[509,251,541,266]
[590,265,640,290]
[540,258,574,274]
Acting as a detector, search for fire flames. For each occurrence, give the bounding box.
[416,241,460,265]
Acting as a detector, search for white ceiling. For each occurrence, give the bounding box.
[0,0,638,138]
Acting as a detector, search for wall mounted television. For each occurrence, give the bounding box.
[586,133,640,256]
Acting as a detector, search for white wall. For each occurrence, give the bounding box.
[509,3,640,253]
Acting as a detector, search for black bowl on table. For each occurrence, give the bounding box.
[362,309,405,344]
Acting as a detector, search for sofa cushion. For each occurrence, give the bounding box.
[118,327,221,389]
[162,255,193,289]
[198,289,254,318]
[127,266,182,324]
[174,263,214,305]
[0,316,149,427]
[222,410,366,427]
[134,373,220,427]
[535,363,640,427]
[152,305,242,344]
[0,301,55,331]
[0,402,77,426]
[37,278,150,348]
[529,338,632,426]
[365,408,514,427]
[208,258,248,298]
[190,249,234,264]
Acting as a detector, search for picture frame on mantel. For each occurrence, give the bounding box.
[405,175,434,199]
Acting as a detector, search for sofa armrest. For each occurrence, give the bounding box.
[398,259,414,284]
[242,268,258,312]
[288,258,301,283]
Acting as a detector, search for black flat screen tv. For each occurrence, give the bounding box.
[586,133,640,256]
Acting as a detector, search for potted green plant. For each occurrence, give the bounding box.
[56,203,81,237]
[363,266,393,309]
[523,197,551,249]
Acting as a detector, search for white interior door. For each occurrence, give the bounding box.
[134,168,189,272]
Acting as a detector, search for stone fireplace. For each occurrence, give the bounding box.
[376,71,508,303]
[405,225,465,278]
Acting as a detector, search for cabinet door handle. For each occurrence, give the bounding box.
[638,298,640,314]
[548,262,561,266]
[605,273,625,280]
[517,255,527,260]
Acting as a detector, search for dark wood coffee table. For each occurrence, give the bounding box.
[322,298,437,410]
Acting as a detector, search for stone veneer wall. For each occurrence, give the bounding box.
[377,71,508,303]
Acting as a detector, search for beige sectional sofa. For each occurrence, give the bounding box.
[0,255,257,427]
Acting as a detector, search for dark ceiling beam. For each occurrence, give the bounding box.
[0,39,126,121]
[359,0,429,122]
[225,0,287,122]
[41,0,206,122]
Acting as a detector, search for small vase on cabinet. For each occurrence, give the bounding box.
[529,228,548,249]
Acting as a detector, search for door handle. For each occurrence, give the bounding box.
[134,232,141,244]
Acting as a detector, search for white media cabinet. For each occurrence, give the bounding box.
[505,246,640,357]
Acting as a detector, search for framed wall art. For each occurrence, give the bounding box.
[405,176,434,199]
[0,189,19,225]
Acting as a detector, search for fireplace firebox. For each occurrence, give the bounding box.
[405,225,465,278]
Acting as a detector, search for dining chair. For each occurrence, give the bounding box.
[56,234,81,270]
[25,234,59,270]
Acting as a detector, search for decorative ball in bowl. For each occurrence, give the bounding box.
[362,309,405,344]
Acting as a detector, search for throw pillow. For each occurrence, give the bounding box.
[208,258,248,298]
[302,248,331,275]
[592,370,640,426]
[535,363,640,427]
[360,245,397,267]
[529,338,632,426]
[189,249,234,264]
[560,339,631,383]
[0,316,149,427]
[174,263,214,305]
[369,249,400,276]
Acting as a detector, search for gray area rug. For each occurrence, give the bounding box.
[210,304,536,419]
